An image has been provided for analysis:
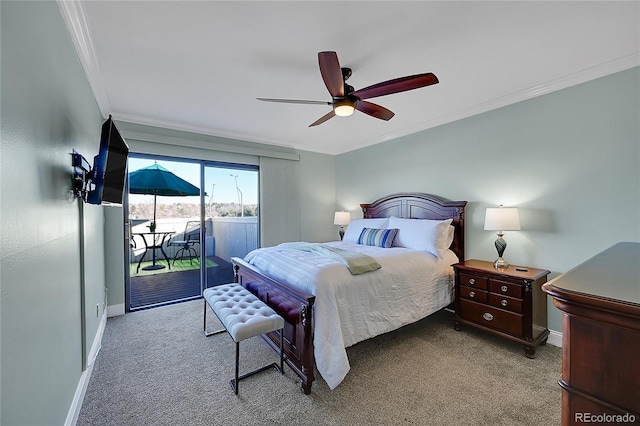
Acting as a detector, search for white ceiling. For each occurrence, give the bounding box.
[60,1,639,155]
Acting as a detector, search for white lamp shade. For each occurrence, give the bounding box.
[334,211,351,226]
[484,207,521,231]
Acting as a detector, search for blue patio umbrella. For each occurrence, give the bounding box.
[129,163,201,225]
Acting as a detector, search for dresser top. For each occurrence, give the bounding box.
[544,242,640,306]
[454,259,550,281]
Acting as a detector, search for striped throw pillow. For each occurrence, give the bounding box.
[357,228,399,248]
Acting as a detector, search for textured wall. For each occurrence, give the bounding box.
[1,2,105,424]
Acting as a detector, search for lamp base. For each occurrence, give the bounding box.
[493,257,510,269]
[493,233,509,269]
[338,227,345,241]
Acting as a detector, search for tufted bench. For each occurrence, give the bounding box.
[203,283,285,395]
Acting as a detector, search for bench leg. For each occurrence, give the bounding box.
[203,300,225,337]
[229,336,284,396]
[233,342,240,395]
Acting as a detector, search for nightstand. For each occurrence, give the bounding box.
[453,259,550,358]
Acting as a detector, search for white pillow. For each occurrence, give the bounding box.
[343,218,390,243]
[388,216,454,258]
[444,224,455,249]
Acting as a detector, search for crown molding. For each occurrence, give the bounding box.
[57,0,111,118]
[113,112,301,156]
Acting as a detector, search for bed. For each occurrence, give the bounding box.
[231,193,467,394]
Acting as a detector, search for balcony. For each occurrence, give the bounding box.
[128,216,258,310]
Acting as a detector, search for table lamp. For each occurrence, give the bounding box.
[334,211,350,240]
[484,206,521,268]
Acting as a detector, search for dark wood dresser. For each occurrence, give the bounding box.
[542,242,640,425]
[453,259,550,358]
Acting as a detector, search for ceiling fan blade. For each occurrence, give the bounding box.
[318,51,344,98]
[351,73,439,100]
[356,101,395,121]
[309,110,336,127]
[257,97,331,105]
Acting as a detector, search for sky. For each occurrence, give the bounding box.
[128,156,258,205]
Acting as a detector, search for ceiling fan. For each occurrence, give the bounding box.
[257,51,439,127]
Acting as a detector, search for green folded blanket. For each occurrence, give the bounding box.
[280,242,381,275]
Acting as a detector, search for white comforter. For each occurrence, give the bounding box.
[244,241,456,389]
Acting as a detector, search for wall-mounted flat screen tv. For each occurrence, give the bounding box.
[87,116,129,205]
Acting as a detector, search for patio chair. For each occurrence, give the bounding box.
[129,235,147,271]
[168,221,200,265]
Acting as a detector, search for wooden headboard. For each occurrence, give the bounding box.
[360,192,467,261]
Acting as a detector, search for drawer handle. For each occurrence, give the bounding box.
[483,312,494,321]
[469,291,476,298]
[501,285,508,292]
[469,278,476,285]
[501,299,508,307]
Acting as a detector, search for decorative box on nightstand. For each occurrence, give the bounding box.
[453,259,550,358]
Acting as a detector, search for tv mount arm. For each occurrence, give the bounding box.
[71,149,94,201]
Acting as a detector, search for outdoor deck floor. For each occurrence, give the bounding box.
[129,255,234,310]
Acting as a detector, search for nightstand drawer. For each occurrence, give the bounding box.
[488,293,523,314]
[459,285,487,303]
[460,299,523,337]
[489,279,523,299]
[459,273,488,289]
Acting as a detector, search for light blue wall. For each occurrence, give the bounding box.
[104,206,126,311]
[1,2,106,425]
[336,67,640,333]
[298,150,337,242]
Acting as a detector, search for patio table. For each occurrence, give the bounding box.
[133,231,174,272]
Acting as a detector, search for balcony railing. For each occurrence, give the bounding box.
[130,216,258,263]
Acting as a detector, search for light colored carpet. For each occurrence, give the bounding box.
[77,300,561,426]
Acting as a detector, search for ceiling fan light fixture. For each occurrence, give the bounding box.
[261,52,439,126]
[334,99,355,117]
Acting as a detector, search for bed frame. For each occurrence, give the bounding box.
[231,193,467,394]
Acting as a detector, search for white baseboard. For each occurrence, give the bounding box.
[65,310,107,426]
[107,303,125,317]
[547,329,562,348]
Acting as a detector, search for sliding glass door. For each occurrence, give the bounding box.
[202,163,259,290]
[125,155,258,311]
